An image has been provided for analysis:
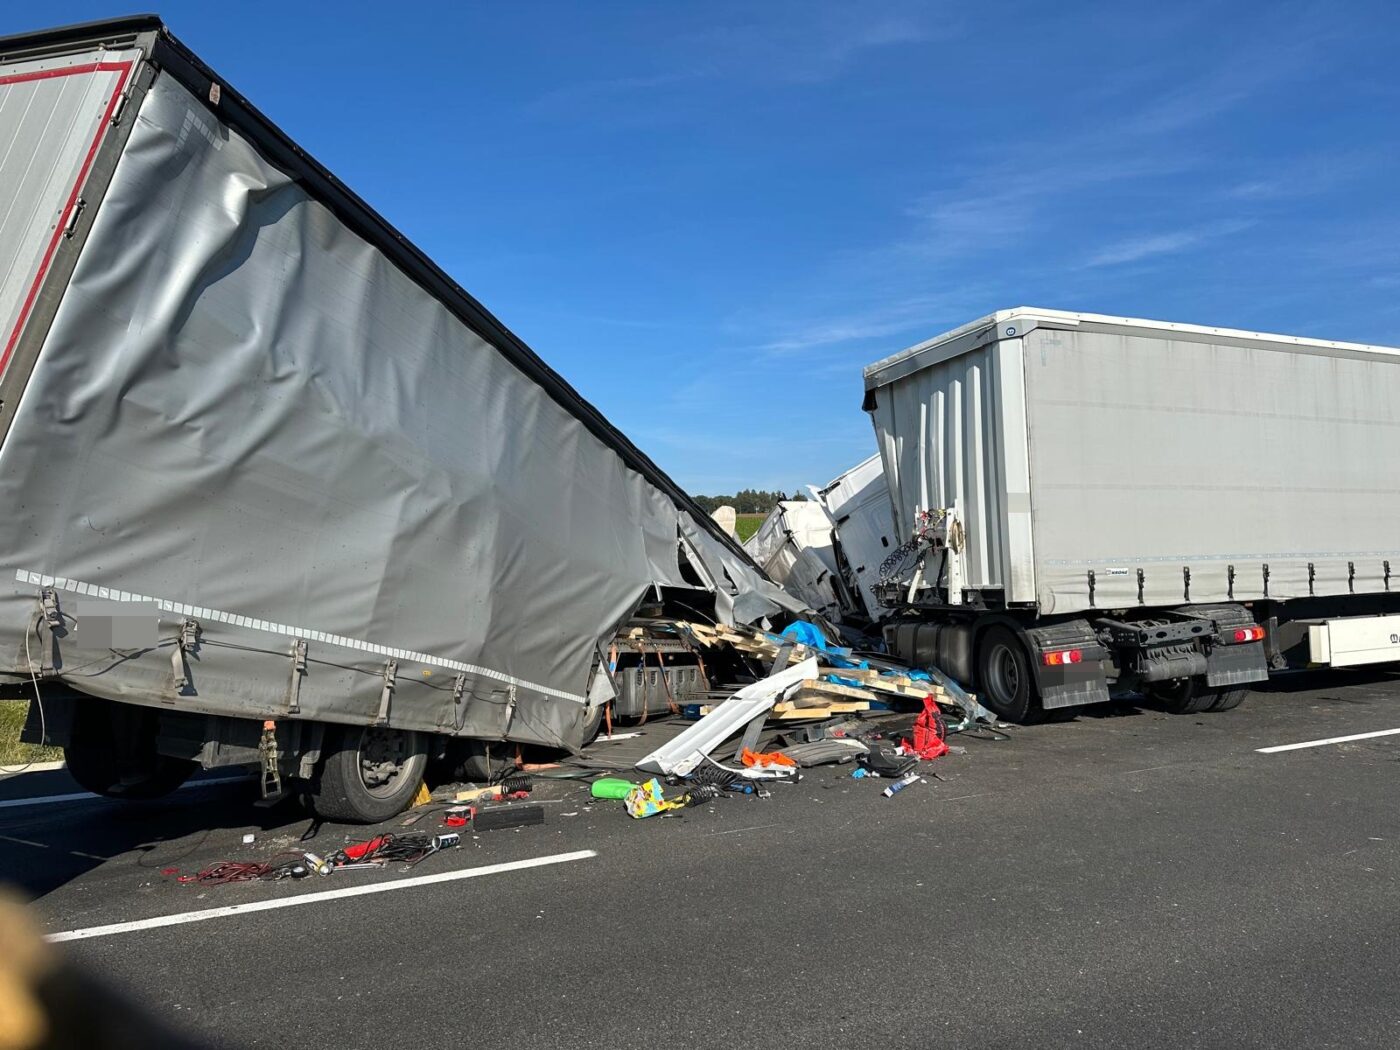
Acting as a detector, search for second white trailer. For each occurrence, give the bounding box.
[863,307,1400,720]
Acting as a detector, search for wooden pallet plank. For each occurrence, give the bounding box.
[795,679,879,702]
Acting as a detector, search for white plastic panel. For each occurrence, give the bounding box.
[1308,616,1400,667]
[742,501,841,619]
[0,48,138,384]
[817,454,900,619]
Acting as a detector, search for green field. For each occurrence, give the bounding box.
[734,513,765,543]
[0,700,61,767]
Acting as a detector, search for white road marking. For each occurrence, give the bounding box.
[46,850,598,943]
[0,775,251,810]
[1256,727,1400,754]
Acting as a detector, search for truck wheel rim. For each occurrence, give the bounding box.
[988,644,1020,704]
[358,727,410,798]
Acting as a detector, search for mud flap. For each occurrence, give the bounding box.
[1026,620,1112,709]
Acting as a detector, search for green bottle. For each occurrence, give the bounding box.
[590,777,636,799]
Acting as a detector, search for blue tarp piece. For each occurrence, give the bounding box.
[777,622,869,669]
[779,621,831,650]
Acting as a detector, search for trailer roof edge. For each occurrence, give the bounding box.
[0,13,162,56]
[863,307,1400,391]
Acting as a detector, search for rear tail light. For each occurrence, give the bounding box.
[1233,626,1265,643]
[1042,648,1083,666]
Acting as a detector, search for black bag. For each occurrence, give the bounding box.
[860,744,917,778]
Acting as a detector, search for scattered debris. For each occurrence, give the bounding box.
[739,747,797,770]
[590,778,636,799]
[625,779,685,819]
[779,739,869,767]
[160,617,992,891]
[474,804,545,831]
[634,657,818,776]
[882,773,922,798]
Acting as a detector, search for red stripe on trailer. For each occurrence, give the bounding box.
[0,60,133,382]
[0,60,132,87]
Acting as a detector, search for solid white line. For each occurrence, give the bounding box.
[1256,727,1400,754]
[46,850,597,943]
[0,775,251,810]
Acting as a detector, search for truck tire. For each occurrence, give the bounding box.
[580,702,605,745]
[1206,687,1249,712]
[64,700,195,800]
[977,626,1040,723]
[1148,677,1215,714]
[306,725,428,823]
[454,739,515,783]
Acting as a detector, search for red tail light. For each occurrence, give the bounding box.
[1233,626,1265,643]
[1042,648,1083,666]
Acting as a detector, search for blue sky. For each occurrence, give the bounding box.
[16,1,1400,494]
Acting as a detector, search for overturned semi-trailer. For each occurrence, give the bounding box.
[0,17,798,820]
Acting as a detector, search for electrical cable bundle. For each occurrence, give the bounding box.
[176,855,308,884]
[686,762,739,790]
[330,833,440,867]
[679,784,722,806]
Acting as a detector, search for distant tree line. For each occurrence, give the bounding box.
[691,489,805,515]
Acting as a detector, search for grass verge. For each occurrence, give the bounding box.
[734,513,765,543]
[0,700,62,768]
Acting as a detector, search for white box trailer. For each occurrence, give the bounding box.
[0,17,797,820]
[864,307,1400,720]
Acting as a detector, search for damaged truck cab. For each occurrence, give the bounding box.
[863,308,1400,722]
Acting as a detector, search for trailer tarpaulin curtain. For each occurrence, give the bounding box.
[0,73,790,747]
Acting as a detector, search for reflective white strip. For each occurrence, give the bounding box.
[1256,727,1400,753]
[45,850,598,942]
[15,569,586,703]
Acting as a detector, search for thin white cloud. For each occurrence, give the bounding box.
[530,0,954,114]
[752,290,981,354]
[1226,148,1388,201]
[703,9,945,84]
[1083,220,1253,268]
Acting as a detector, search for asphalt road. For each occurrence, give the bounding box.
[4,669,1400,1049]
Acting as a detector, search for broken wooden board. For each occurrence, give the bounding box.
[795,679,878,702]
[696,698,871,717]
[839,669,949,699]
[766,702,871,719]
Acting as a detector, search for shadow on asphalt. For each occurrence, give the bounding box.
[1251,667,1400,694]
[0,785,313,899]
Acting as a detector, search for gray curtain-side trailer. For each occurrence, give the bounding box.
[0,17,798,820]
[863,307,1400,721]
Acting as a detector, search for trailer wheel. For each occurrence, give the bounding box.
[1206,687,1249,712]
[977,626,1039,723]
[1148,677,1215,714]
[307,725,428,823]
[580,702,605,745]
[63,700,195,800]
